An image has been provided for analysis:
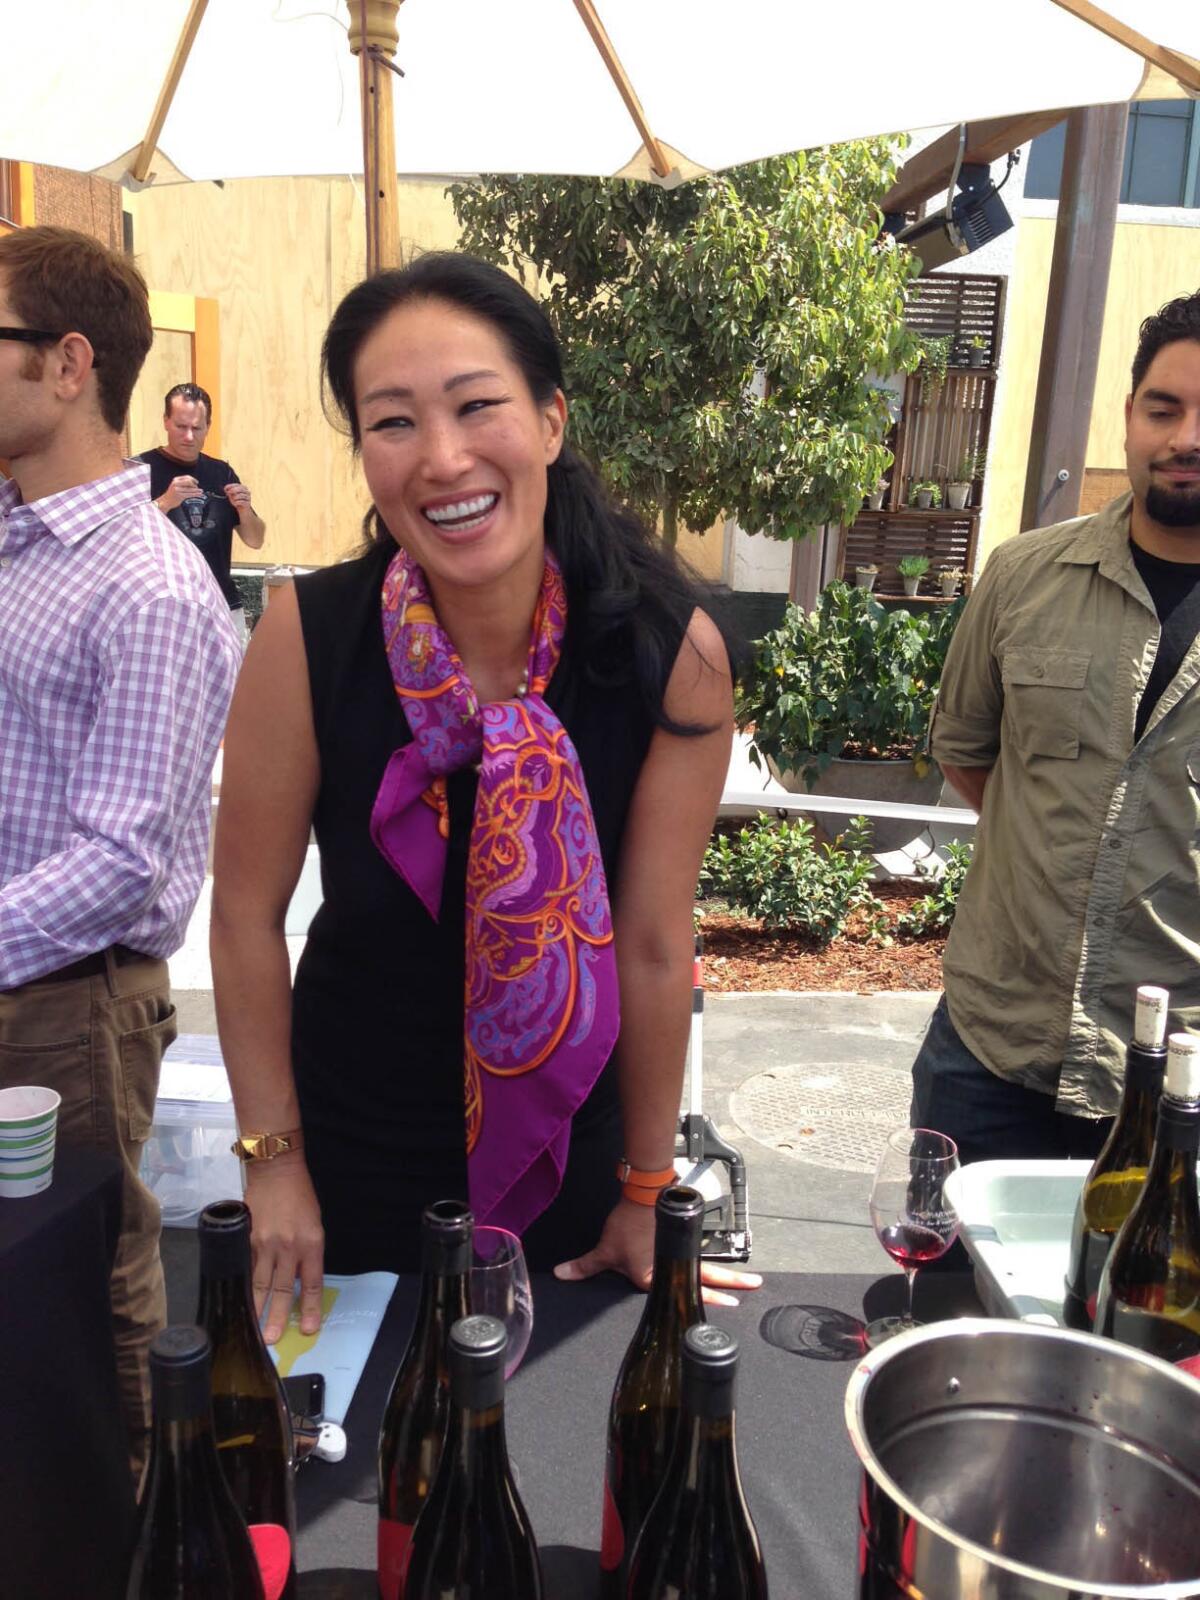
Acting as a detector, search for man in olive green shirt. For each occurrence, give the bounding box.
[913,292,1200,1163]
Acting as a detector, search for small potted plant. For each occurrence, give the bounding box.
[867,478,888,511]
[855,563,879,592]
[916,334,951,403]
[946,449,983,510]
[968,335,988,369]
[939,566,964,598]
[896,554,930,598]
[910,480,941,511]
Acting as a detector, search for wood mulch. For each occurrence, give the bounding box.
[698,884,946,994]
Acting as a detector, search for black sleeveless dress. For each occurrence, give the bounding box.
[292,540,670,1272]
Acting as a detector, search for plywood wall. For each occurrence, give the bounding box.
[130,327,193,461]
[980,217,1200,562]
[676,515,726,582]
[126,176,461,568]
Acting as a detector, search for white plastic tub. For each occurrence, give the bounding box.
[944,1159,1089,1325]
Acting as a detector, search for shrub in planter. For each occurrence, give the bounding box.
[737,580,966,790]
[700,815,884,942]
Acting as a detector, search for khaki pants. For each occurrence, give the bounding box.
[0,952,176,1478]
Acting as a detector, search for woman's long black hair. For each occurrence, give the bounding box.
[319,251,739,731]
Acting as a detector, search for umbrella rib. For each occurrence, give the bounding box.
[571,0,672,178]
[1050,0,1200,94]
[132,0,211,182]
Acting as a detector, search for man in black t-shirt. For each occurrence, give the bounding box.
[137,382,265,645]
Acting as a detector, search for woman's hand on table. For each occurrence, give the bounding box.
[243,1155,326,1343]
[553,1196,763,1306]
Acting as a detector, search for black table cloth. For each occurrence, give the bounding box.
[292,1267,982,1599]
[1,1145,136,1600]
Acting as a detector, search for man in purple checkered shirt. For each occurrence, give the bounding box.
[0,226,239,1478]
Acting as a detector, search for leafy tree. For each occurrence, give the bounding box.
[450,145,920,545]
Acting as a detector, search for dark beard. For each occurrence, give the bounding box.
[1145,480,1200,530]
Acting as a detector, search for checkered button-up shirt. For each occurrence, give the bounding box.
[0,463,240,987]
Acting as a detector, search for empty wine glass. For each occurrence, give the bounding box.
[469,1226,533,1378]
[866,1126,960,1347]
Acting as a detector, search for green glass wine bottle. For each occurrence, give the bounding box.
[1095,1032,1200,1364]
[1063,985,1169,1330]
[599,1185,706,1599]
[377,1198,473,1600]
[404,1314,543,1599]
[626,1325,768,1599]
[126,1326,265,1600]
[196,1200,296,1600]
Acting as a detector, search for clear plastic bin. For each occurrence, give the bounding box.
[139,1035,243,1228]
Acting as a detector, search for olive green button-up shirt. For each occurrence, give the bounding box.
[930,493,1200,1117]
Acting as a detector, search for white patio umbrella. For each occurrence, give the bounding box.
[4,0,1198,183]
[2,0,1198,263]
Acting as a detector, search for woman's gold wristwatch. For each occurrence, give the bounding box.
[230,1128,304,1163]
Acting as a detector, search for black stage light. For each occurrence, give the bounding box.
[890,162,1014,271]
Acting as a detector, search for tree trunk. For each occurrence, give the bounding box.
[661,495,679,549]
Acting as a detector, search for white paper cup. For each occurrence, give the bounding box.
[0,1087,61,1197]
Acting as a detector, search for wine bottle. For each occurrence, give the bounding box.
[1063,985,1169,1330]
[627,1325,768,1600]
[404,1314,543,1600]
[377,1199,473,1600]
[1094,1032,1200,1363]
[599,1185,706,1599]
[126,1325,266,1600]
[196,1201,297,1600]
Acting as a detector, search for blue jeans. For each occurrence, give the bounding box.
[910,996,1111,1166]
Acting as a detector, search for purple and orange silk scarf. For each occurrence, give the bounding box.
[369,548,620,1235]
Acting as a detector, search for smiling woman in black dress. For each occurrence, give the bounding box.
[210,254,760,1342]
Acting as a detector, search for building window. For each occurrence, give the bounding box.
[1025,101,1200,208]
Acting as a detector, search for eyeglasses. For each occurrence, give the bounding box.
[0,327,64,345]
[0,326,102,368]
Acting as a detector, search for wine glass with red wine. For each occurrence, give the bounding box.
[866,1126,960,1347]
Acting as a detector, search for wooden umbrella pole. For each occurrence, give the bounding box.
[132,0,210,183]
[571,0,672,179]
[350,0,403,274]
[1050,0,1200,94]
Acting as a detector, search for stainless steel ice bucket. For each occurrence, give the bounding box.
[844,1318,1200,1600]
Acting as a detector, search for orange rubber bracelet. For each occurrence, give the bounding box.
[617,1159,676,1204]
[616,1160,677,1188]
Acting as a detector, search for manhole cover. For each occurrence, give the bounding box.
[730,1060,912,1172]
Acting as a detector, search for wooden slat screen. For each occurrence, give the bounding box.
[902,273,1005,366]
[836,272,1005,590]
[893,370,991,497]
[843,512,973,582]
